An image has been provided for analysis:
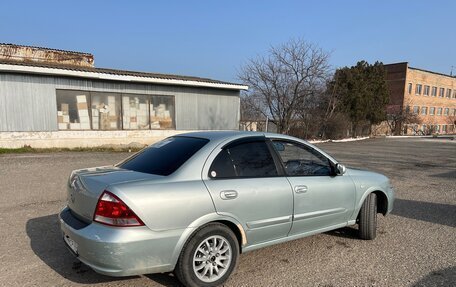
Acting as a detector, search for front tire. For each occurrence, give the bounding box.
[174,223,239,287]
[358,193,377,240]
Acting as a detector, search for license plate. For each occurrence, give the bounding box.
[64,234,78,256]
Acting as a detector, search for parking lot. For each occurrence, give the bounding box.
[0,137,454,287]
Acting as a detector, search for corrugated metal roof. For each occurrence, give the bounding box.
[0,60,248,89]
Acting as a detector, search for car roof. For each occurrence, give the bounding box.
[177,130,301,143]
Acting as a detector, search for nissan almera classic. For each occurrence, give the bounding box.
[59,131,394,287]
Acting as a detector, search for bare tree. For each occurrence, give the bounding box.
[386,100,421,135]
[238,39,331,134]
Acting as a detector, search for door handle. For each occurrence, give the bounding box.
[220,190,238,200]
[294,185,308,194]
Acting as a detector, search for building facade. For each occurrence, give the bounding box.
[384,62,456,135]
[0,44,247,148]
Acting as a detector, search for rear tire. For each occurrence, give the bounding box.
[174,223,239,287]
[358,193,377,240]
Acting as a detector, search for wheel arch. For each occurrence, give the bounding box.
[372,190,388,216]
[354,188,389,220]
[170,214,246,269]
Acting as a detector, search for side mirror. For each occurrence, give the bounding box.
[336,163,346,175]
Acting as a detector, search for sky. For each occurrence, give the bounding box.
[1,0,455,82]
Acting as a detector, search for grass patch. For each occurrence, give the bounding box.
[0,146,144,154]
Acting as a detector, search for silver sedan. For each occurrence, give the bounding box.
[59,131,394,287]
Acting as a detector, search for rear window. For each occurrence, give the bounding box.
[118,136,209,176]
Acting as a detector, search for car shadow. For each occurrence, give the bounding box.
[26,213,138,284]
[325,226,359,239]
[392,199,456,228]
[412,266,456,286]
[430,170,456,179]
[144,273,183,286]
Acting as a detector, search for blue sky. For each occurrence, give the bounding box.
[1,0,455,82]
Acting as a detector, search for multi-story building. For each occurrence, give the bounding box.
[384,62,456,135]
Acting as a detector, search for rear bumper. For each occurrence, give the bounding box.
[59,206,185,276]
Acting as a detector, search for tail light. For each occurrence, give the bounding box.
[93,191,144,227]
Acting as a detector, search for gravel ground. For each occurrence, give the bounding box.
[0,137,454,287]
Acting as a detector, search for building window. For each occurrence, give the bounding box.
[421,106,428,115]
[408,83,412,94]
[436,125,440,132]
[413,106,420,114]
[444,108,449,116]
[90,92,122,130]
[429,107,435,115]
[453,108,456,116]
[122,94,150,130]
[431,86,437,97]
[56,90,175,131]
[439,87,445,97]
[150,95,176,129]
[447,89,452,98]
[56,90,91,130]
[453,90,456,99]
[423,85,430,96]
[415,84,422,95]
[442,125,447,133]
[437,107,443,115]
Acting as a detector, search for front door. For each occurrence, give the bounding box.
[271,140,355,236]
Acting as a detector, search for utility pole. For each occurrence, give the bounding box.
[451,66,455,76]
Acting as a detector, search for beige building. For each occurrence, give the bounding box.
[384,62,456,135]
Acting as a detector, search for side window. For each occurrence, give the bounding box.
[209,149,236,178]
[209,141,278,178]
[272,141,332,176]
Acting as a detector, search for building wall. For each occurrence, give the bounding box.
[0,73,240,147]
[0,130,193,148]
[0,73,240,132]
[384,62,407,107]
[384,63,456,135]
[404,68,456,134]
[0,44,94,67]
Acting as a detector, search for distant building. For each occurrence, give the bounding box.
[384,62,456,135]
[0,44,247,148]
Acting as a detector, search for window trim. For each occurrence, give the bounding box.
[423,85,430,96]
[415,84,422,95]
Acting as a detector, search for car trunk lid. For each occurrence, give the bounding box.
[67,166,161,223]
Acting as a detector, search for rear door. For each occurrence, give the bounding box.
[271,140,355,236]
[203,137,293,245]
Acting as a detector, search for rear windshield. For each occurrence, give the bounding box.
[118,136,209,176]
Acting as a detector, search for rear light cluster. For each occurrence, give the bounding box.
[93,191,144,227]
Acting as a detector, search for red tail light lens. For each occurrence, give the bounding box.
[93,191,144,227]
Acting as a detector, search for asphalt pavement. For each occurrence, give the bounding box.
[0,137,454,286]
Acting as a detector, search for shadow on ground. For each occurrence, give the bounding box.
[431,170,456,179]
[325,226,359,239]
[26,214,137,284]
[144,273,182,287]
[413,266,456,287]
[392,199,456,228]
